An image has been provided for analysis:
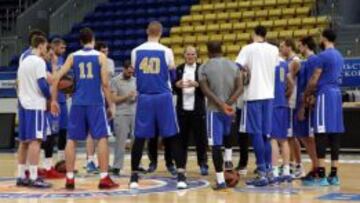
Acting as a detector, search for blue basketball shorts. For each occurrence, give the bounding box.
[18,104,47,142]
[271,107,289,140]
[206,111,233,146]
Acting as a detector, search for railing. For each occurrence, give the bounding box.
[49,0,107,36]
[0,36,20,66]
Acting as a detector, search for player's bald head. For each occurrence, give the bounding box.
[147,21,163,38]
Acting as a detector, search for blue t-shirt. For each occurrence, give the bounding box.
[274,60,289,107]
[317,48,344,92]
[56,56,66,103]
[71,48,104,106]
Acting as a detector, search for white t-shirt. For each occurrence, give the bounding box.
[17,55,47,110]
[235,42,279,101]
[182,63,196,111]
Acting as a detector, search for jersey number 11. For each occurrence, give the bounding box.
[79,62,94,79]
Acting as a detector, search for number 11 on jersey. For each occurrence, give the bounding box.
[79,62,94,79]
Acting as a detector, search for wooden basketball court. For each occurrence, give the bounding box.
[0,152,359,203]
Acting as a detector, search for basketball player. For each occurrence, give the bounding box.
[303,29,344,186]
[237,26,279,187]
[129,21,187,189]
[16,35,52,188]
[297,36,320,185]
[50,28,118,189]
[19,29,46,63]
[270,55,293,184]
[199,41,242,190]
[279,39,305,178]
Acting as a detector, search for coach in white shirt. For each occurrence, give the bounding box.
[236,25,279,187]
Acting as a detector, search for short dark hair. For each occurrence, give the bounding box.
[79,27,94,45]
[283,38,296,51]
[300,36,317,51]
[28,29,46,44]
[147,21,163,37]
[123,60,132,69]
[51,38,66,46]
[254,25,267,38]
[95,41,108,51]
[31,35,47,48]
[207,41,223,55]
[322,28,336,42]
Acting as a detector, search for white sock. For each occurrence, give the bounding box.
[29,165,38,181]
[66,172,74,179]
[58,150,65,161]
[283,165,290,176]
[224,149,232,162]
[216,172,225,184]
[87,155,95,164]
[44,158,53,171]
[17,164,26,179]
[273,166,279,177]
[100,172,108,179]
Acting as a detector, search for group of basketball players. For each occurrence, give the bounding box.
[15,19,344,191]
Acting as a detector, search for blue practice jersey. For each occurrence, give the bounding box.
[56,56,66,103]
[132,42,175,94]
[19,48,33,63]
[274,59,289,107]
[71,48,104,106]
[317,48,344,92]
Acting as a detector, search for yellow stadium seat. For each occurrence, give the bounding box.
[260,20,274,29]
[268,9,282,20]
[282,8,296,18]
[302,17,317,28]
[266,31,279,40]
[191,5,202,14]
[238,1,251,11]
[170,27,182,35]
[317,16,329,26]
[279,30,293,38]
[233,22,247,31]
[160,38,171,45]
[217,12,229,24]
[184,35,197,45]
[226,45,241,54]
[223,34,237,46]
[194,25,207,34]
[220,23,233,33]
[290,0,303,7]
[288,18,302,29]
[294,29,308,38]
[199,44,208,54]
[264,0,277,8]
[171,36,184,45]
[273,19,288,30]
[204,13,217,23]
[207,24,220,34]
[173,47,184,55]
[243,11,255,20]
[237,33,251,41]
[210,34,223,42]
[214,2,226,12]
[255,10,268,20]
[303,0,315,8]
[251,0,265,9]
[277,0,289,8]
[247,21,260,30]
[181,16,193,25]
[202,4,214,13]
[197,35,209,44]
[308,28,321,36]
[229,12,242,23]
[296,7,310,17]
[182,26,194,34]
[226,2,239,12]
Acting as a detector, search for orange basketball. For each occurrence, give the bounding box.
[224,170,240,187]
[58,75,74,94]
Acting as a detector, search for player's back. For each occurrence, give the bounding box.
[71,48,104,106]
[17,55,47,110]
[274,59,289,107]
[132,41,173,94]
[317,48,344,92]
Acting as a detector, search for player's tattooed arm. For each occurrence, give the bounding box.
[226,70,243,105]
[100,53,115,119]
[50,54,73,115]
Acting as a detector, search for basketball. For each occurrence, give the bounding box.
[224,170,240,188]
[54,160,66,174]
[58,75,74,94]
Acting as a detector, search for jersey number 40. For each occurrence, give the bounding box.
[140,57,160,74]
